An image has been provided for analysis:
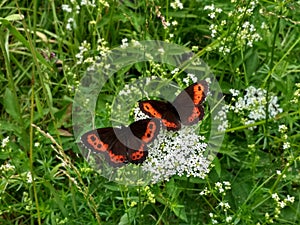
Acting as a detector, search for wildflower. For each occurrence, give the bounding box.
[171,20,178,26]
[229,89,239,97]
[34,142,40,147]
[0,162,15,172]
[62,4,72,12]
[290,83,300,103]
[278,201,286,208]
[208,12,216,19]
[130,201,137,207]
[158,48,165,54]
[192,46,199,52]
[164,21,171,28]
[214,105,229,131]
[227,86,282,128]
[120,38,128,49]
[223,181,231,189]
[278,125,288,133]
[282,134,288,140]
[212,219,218,224]
[131,39,141,47]
[182,73,197,85]
[204,4,215,11]
[66,18,74,30]
[81,0,96,7]
[283,142,290,149]
[226,216,233,222]
[76,40,91,64]
[272,193,280,201]
[218,201,230,211]
[75,5,80,14]
[170,0,183,10]
[26,171,33,183]
[171,68,179,74]
[141,126,210,183]
[286,195,295,203]
[1,136,9,148]
[200,187,209,196]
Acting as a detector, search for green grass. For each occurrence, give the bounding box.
[1,0,300,224]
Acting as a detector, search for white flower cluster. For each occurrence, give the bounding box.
[1,136,9,148]
[170,0,184,10]
[233,86,282,124]
[204,0,262,54]
[61,1,109,30]
[201,181,233,224]
[290,83,300,103]
[75,38,110,65]
[214,86,282,131]
[142,126,210,183]
[0,162,15,172]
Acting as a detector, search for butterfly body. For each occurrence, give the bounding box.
[139,81,208,131]
[80,119,160,167]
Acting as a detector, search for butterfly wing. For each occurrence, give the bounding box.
[80,127,128,167]
[173,81,208,126]
[139,100,181,130]
[127,118,161,164]
[80,119,161,166]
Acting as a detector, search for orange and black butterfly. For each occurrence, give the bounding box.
[80,119,160,167]
[139,81,208,131]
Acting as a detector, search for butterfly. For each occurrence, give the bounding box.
[80,118,160,167]
[139,81,208,131]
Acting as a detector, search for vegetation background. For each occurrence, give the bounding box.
[0,0,299,224]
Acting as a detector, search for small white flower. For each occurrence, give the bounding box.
[272,193,280,201]
[158,48,165,54]
[286,195,295,203]
[216,8,222,13]
[142,125,210,183]
[120,38,128,49]
[226,216,233,222]
[171,20,178,26]
[278,201,286,208]
[1,136,9,148]
[204,4,215,11]
[62,4,72,13]
[208,12,216,19]
[278,125,288,133]
[26,171,33,183]
[165,21,171,28]
[34,142,40,147]
[170,0,183,10]
[171,68,180,74]
[229,89,240,96]
[0,162,15,172]
[212,219,218,224]
[283,142,290,149]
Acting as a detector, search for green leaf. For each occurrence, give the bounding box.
[0,14,24,25]
[5,14,24,21]
[35,94,44,118]
[171,204,188,222]
[0,120,20,132]
[118,208,137,225]
[213,157,221,177]
[3,88,21,123]
[245,49,259,77]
